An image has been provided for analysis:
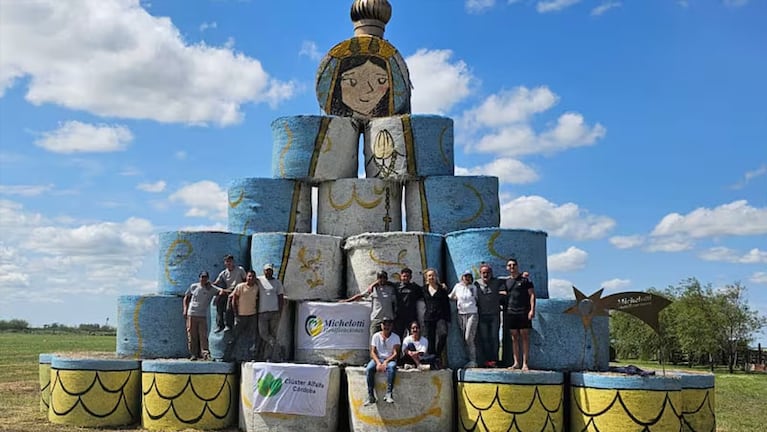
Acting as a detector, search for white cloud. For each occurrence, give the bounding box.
[463,86,559,130]
[651,200,767,239]
[35,121,133,154]
[473,112,606,157]
[537,0,581,14]
[645,236,694,252]
[0,184,54,196]
[699,247,767,264]
[174,150,188,160]
[299,40,322,61]
[730,164,766,190]
[549,278,576,299]
[456,158,539,184]
[591,2,621,16]
[500,195,616,240]
[601,278,631,291]
[168,180,227,220]
[0,200,157,296]
[750,272,767,284]
[406,49,475,114]
[466,0,496,13]
[609,235,645,249]
[548,246,588,271]
[199,21,217,32]
[0,0,296,126]
[137,180,166,193]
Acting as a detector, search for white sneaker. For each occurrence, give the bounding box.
[404,364,414,370]
[419,364,431,371]
[363,395,376,406]
[383,392,394,403]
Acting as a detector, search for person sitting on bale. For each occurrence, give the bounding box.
[364,317,400,405]
[400,321,437,370]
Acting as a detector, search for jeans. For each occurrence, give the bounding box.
[477,313,500,364]
[365,359,397,396]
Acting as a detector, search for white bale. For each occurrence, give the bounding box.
[346,367,454,432]
[240,362,341,432]
[317,179,402,238]
[294,301,372,366]
[344,232,444,297]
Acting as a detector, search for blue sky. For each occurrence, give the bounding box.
[0,0,765,345]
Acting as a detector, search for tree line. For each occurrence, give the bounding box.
[0,319,116,335]
[610,278,766,373]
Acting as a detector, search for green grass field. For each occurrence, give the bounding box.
[1,332,765,431]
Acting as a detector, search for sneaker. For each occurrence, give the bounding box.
[214,326,225,333]
[363,395,376,406]
[418,364,431,371]
[404,364,414,370]
[189,356,198,361]
[383,392,394,403]
[484,361,497,368]
[202,352,211,361]
[465,361,478,368]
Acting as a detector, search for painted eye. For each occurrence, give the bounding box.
[377,77,388,85]
[343,78,357,87]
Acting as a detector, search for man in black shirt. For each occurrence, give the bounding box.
[500,258,536,371]
[393,267,424,340]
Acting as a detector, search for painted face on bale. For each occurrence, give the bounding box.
[340,59,390,116]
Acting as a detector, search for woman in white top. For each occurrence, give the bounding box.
[449,270,479,368]
[400,321,437,370]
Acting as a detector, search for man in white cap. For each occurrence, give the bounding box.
[257,263,285,361]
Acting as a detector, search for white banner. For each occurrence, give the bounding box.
[251,363,331,417]
[296,302,371,350]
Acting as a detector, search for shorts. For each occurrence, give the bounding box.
[504,313,532,330]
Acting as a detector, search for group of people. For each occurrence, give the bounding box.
[349,259,537,406]
[182,254,285,361]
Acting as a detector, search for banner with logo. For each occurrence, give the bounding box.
[296,301,371,350]
[251,363,331,417]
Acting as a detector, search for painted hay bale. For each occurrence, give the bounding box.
[250,233,344,301]
[346,367,453,432]
[228,178,312,235]
[344,232,443,297]
[158,231,250,296]
[570,372,682,432]
[271,115,359,182]
[49,355,141,427]
[141,360,237,430]
[670,371,716,432]
[117,295,187,359]
[294,301,371,366]
[405,176,500,234]
[39,353,53,413]
[456,369,565,432]
[522,299,610,372]
[363,115,454,180]
[317,178,402,238]
[240,362,341,432]
[445,228,549,298]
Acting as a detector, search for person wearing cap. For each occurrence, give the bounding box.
[449,270,479,368]
[393,267,424,340]
[226,269,260,361]
[364,317,401,405]
[475,263,503,367]
[343,270,397,339]
[211,254,247,332]
[183,271,217,360]
[257,263,285,362]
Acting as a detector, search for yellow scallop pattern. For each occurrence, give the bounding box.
[681,388,715,432]
[570,387,682,431]
[48,369,140,427]
[142,371,236,430]
[39,362,51,413]
[458,382,564,432]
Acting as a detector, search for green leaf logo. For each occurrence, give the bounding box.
[257,372,283,397]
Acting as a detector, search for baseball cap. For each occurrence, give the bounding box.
[462,270,473,277]
[263,263,274,270]
[199,271,209,278]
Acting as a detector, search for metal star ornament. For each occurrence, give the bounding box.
[563,286,672,334]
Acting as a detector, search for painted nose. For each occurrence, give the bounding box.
[365,81,375,92]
